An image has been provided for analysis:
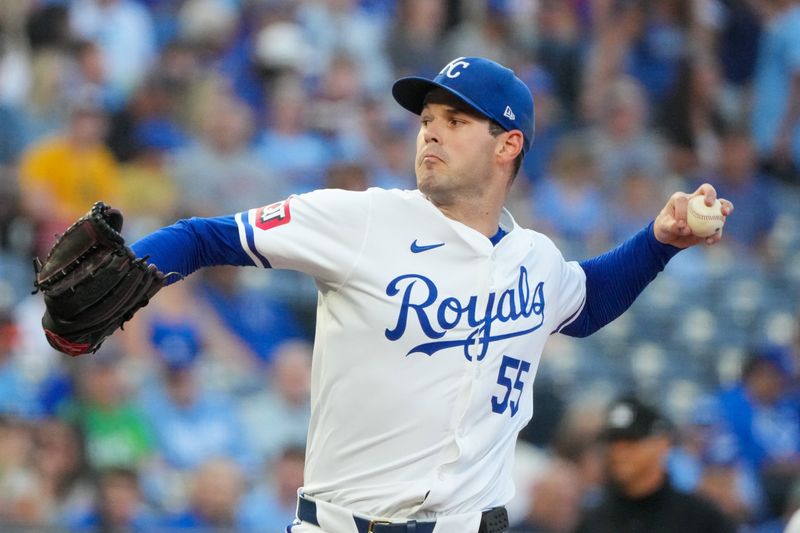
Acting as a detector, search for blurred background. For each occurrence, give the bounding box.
[0,0,799,531]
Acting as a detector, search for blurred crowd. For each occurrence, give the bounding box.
[0,0,800,531]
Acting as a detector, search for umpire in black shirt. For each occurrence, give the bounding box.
[574,395,736,533]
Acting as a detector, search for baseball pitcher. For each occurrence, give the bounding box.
[35,57,733,533]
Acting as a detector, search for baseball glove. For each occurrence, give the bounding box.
[33,202,165,356]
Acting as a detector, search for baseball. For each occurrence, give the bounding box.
[686,196,725,238]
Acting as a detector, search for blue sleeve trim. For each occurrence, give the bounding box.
[131,215,257,285]
[561,221,681,338]
[238,212,271,268]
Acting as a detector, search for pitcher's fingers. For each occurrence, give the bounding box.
[719,198,734,216]
[692,183,718,205]
[672,192,691,231]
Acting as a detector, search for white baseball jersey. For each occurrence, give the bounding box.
[235,188,586,518]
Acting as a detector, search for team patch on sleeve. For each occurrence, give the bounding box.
[255,199,292,230]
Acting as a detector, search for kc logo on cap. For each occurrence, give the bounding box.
[441,57,471,78]
[392,56,535,153]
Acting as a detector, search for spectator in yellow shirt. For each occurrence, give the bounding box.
[18,88,121,254]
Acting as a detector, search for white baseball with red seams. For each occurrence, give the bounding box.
[686,196,725,238]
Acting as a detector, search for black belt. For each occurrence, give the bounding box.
[296,495,508,533]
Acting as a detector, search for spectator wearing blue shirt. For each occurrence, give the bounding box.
[751,0,800,178]
[535,1,585,123]
[0,105,25,165]
[386,0,448,81]
[69,0,158,98]
[625,0,691,104]
[704,127,777,251]
[31,419,95,529]
[589,77,667,189]
[716,348,800,519]
[717,0,762,90]
[519,67,564,186]
[255,78,334,195]
[162,457,246,531]
[0,310,39,420]
[609,167,667,245]
[695,426,765,525]
[68,468,157,533]
[668,394,764,523]
[138,322,252,472]
[369,126,417,190]
[296,0,392,95]
[68,40,128,113]
[197,266,305,365]
[239,445,305,533]
[240,340,311,467]
[531,133,609,256]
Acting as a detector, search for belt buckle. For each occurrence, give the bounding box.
[367,519,393,533]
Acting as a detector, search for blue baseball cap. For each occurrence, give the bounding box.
[150,321,201,370]
[392,56,534,153]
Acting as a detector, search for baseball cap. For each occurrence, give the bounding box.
[150,321,201,370]
[600,396,673,441]
[392,56,535,153]
[749,345,795,378]
[134,119,187,152]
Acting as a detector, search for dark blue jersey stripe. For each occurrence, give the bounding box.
[238,211,271,268]
[553,293,586,334]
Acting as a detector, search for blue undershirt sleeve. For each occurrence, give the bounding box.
[131,215,256,285]
[561,221,682,338]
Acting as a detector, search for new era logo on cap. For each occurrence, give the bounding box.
[391,56,535,153]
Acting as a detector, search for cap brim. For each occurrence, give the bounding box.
[392,76,490,120]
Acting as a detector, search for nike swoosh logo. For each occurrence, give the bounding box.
[410,240,445,253]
